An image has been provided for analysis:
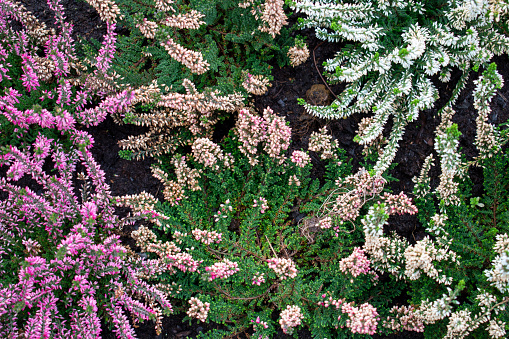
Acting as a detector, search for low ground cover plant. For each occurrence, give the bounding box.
[82,0,309,160]
[407,147,509,339]
[0,0,172,337]
[290,0,509,174]
[119,107,421,338]
[0,0,509,338]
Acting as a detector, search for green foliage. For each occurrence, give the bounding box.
[291,0,509,174]
[137,133,406,337]
[106,0,294,93]
[412,148,509,338]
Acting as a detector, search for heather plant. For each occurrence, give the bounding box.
[0,134,172,338]
[290,0,509,174]
[84,0,305,160]
[119,107,422,338]
[110,0,295,92]
[407,145,509,339]
[0,0,132,150]
[0,0,173,337]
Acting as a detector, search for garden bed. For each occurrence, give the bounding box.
[5,0,509,338]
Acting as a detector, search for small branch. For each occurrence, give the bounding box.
[313,41,338,100]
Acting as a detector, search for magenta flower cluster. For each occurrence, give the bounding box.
[0,1,170,337]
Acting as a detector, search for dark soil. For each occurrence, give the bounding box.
[21,1,509,338]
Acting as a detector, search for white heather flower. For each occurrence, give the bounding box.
[444,310,477,339]
[485,234,509,292]
[417,288,460,324]
[488,319,506,338]
[404,236,455,285]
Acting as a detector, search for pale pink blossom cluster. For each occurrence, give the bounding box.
[236,108,267,165]
[267,257,298,279]
[318,216,332,229]
[309,126,337,159]
[288,44,310,67]
[253,197,269,214]
[252,272,266,285]
[167,252,202,272]
[383,305,424,332]
[214,199,233,222]
[288,174,301,186]
[279,305,303,335]
[161,38,209,74]
[205,258,240,281]
[263,107,292,163]
[187,297,210,322]
[192,137,233,170]
[318,294,343,309]
[235,107,291,165]
[242,73,271,95]
[172,155,201,191]
[291,150,310,168]
[136,18,158,39]
[257,0,288,38]
[192,229,222,245]
[341,302,380,335]
[381,192,418,215]
[162,10,205,29]
[339,247,372,278]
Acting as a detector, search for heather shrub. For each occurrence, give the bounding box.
[110,0,295,92]
[291,0,509,174]
[0,0,132,149]
[0,0,173,337]
[407,145,509,339]
[119,108,421,338]
[0,134,172,338]
[85,0,306,159]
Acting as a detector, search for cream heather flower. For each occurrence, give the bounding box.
[288,44,309,67]
[187,297,210,322]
